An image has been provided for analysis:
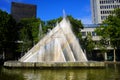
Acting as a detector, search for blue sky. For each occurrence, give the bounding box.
[0,0,92,24]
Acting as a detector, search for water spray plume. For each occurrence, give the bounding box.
[63,9,66,18]
[19,17,88,62]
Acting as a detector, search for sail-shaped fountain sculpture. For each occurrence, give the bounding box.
[19,17,88,62]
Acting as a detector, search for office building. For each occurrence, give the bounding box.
[11,2,37,22]
[81,24,120,61]
[91,0,120,24]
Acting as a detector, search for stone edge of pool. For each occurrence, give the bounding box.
[4,61,105,68]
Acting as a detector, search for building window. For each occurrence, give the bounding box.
[92,32,96,36]
[101,11,102,14]
[81,32,86,36]
[101,16,107,20]
[100,1,102,4]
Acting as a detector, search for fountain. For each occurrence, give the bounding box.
[4,15,105,68]
[19,17,87,62]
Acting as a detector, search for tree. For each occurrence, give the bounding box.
[67,15,83,38]
[95,8,120,62]
[83,32,95,60]
[46,15,83,39]
[0,9,18,59]
[95,25,110,61]
[17,18,43,53]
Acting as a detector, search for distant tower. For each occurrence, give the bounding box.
[91,0,120,24]
[11,2,37,22]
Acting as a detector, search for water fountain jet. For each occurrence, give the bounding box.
[4,15,105,68]
[19,17,87,62]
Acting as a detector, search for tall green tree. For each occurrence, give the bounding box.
[83,32,95,60]
[0,9,18,59]
[18,18,43,53]
[95,25,110,61]
[95,8,120,62]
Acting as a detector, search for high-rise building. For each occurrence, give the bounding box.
[11,2,37,22]
[91,0,120,24]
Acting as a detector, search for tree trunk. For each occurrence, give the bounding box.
[113,48,116,62]
[104,52,107,61]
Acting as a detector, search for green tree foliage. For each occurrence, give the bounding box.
[67,16,83,37]
[42,18,60,34]
[83,32,95,59]
[0,9,18,58]
[95,8,120,62]
[46,15,83,38]
[18,18,43,53]
[95,25,110,58]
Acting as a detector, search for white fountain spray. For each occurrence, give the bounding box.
[63,9,66,18]
[38,23,43,40]
[19,12,88,62]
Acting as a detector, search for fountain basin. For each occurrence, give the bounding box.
[4,61,105,68]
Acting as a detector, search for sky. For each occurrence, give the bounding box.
[0,0,92,24]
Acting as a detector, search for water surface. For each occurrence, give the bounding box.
[0,64,120,80]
